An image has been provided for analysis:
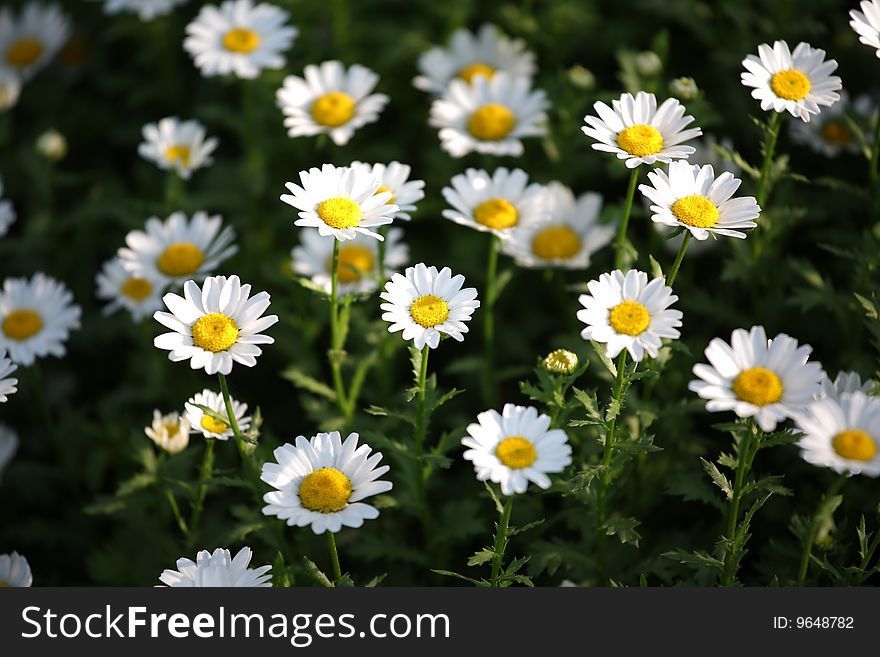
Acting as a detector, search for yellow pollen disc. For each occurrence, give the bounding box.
[616,124,664,157]
[6,37,43,68]
[732,367,783,406]
[375,185,396,204]
[671,194,719,228]
[200,415,229,434]
[299,467,352,513]
[458,62,496,83]
[332,244,375,283]
[474,198,518,230]
[156,242,205,277]
[467,103,517,141]
[2,309,43,341]
[831,429,877,462]
[821,121,852,146]
[310,91,357,127]
[121,277,154,301]
[409,294,449,328]
[191,313,239,353]
[165,145,191,167]
[317,197,363,230]
[222,27,261,53]
[496,436,537,469]
[531,225,582,260]
[770,69,811,101]
[163,421,181,434]
[609,300,650,336]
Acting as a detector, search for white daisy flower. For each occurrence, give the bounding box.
[138,117,219,180]
[0,69,20,111]
[292,227,408,297]
[795,391,880,477]
[577,269,682,362]
[0,551,31,587]
[98,0,188,21]
[413,23,536,95]
[441,167,546,238]
[159,546,271,587]
[851,0,880,58]
[0,273,81,366]
[689,325,825,432]
[429,72,549,158]
[789,91,874,157]
[639,161,760,241]
[185,388,250,440]
[261,431,392,535]
[349,161,424,220]
[276,60,389,146]
[184,0,297,79]
[0,2,70,80]
[0,349,17,402]
[96,257,165,321]
[582,91,701,168]
[145,409,190,454]
[119,211,237,286]
[741,41,842,123]
[0,423,18,476]
[380,263,480,350]
[501,181,614,269]
[819,370,876,401]
[462,403,572,495]
[280,163,398,242]
[153,274,278,376]
[0,174,14,237]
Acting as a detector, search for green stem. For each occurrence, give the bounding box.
[157,452,189,537]
[856,526,880,585]
[490,495,514,587]
[413,344,432,543]
[327,531,343,584]
[614,168,640,270]
[188,439,215,540]
[721,422,761,586]
[755,112,782,209]
[666,232,692,287]
[483,234,500,406]
[797,475,847,586]
[328,240,351,421]
[165,171,184,212]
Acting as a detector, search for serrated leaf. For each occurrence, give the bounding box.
[303,558,333,588]
[590,340,617,376]
[431,569,487,586]
[700,457,733,500]
[272,552,290,588]
[509,519,545,537]
[467,548,495,567]
[605,516,642,547]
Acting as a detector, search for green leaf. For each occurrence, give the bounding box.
[483,481,505,514]
[855,292,879,320]
[590,340,617,377]
[431,569,487,586]
[302,558,333,588]
[662,549,724,572]
[272,552,290,588]
[467,548,495,567]
[649,254,664,280]
[508,519,545,537]
[605,516,642,547]
[363,574,387,588]
[700,457,733,500]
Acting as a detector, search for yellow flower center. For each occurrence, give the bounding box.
[222,27,261,53]
[163,421,182,435]
[467,103,517,141]
[2,309,43,341]
[821,121,852,146]
[732,367,784,406]
[156,242,205,277]
[200,414,229,434]
[310,91,357,127]
[332,244,375,283]
[831,429,877,462]
[121,277,154,301]
[165,145,191,167]
[458,62,496,83]
[616,124,664,157]
[531,225,582,260]
[299,467,352,513]
[409,294,449,328]
[608,300,650,336]
[473,198,518,230]
[375,185,395,204]
[495,436,537,469]
[316,197,362,230]
[191,313,239,352]
[6,37,43,68]
[770,69,811,101]
[671,194,719,228]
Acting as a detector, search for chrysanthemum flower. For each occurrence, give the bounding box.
[0,423,18,476]
[138,117,219,180]
[159,547,271,587]
[261,431,392,535]
[851,0,880,58]
[145,409,190,454]
[544,348,579,375]
[119,211,237,286]
[795,391,880,477]
[577,269,682,362]
[0,550,31,587]
[380,263,480,350]
[0,2,70,80]
[0,175,14,237]
[689,325,825,432]
[819,370,876,401]
[441,167,546,238]
[741,41,842,123]
[0,273,81,366]
[97,0,187,21]
[413,24,536,95]
[277,60,388,146]
[184,0,297,79]
[0,349,18,402]
[501,182,614,268]
[154,275,278,376]
[292,227,408,297]
[429,73,549,158]
[462,403,572,495]
[582,91,701,168]
[789,91,873,157]
[350,161,424,221]
[185,388,250,440]
[0,69,21,111]
[639,161,760,241]
[280,164,399,242]
[96,257,165,321]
